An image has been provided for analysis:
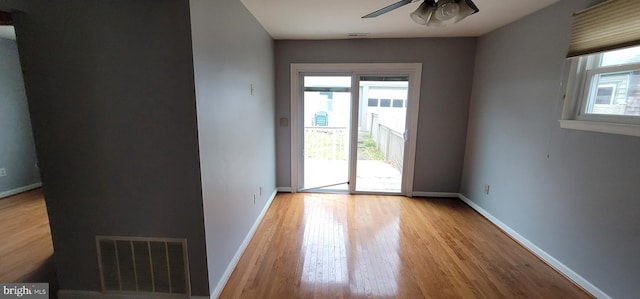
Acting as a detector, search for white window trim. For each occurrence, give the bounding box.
[559,120,640,137]
[560,53,640,137]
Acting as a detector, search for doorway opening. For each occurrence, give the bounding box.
[355,76,408,193]
[301,76,351,191]
[0,13,58,297]
[291,64,421,196]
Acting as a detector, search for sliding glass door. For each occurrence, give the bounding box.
[292,64,421,196]
[354,76,409,193]
[299,76,351,191]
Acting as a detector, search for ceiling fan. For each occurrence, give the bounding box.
[362,0,479,26]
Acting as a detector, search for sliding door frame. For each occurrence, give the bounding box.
[290,63,422,197]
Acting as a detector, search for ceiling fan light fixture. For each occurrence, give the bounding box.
[409,1,436,25]
[363,0,478,27]
[435,1,460,21]
[426,0,479,27]
[455,0,480,22]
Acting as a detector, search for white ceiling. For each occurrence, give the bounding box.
[240,0,559,40]
[0,1,560,41]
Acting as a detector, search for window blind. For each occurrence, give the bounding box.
[567,0,640,58]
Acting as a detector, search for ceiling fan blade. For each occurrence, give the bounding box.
[362,0,416,18]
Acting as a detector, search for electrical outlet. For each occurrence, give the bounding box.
[0,168,6,177]
[483,184,490,195]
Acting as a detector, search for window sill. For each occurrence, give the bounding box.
[559,120,640,137]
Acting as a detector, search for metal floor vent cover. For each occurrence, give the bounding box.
[96,236,190,296]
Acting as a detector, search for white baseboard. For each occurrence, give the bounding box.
[0,182,42,199]
[58,190,280,299]
[58,290,208,299]
[276,186,292,192]
[412,191,459,198]
[58,190,609,299]
[457,194,610,299]
[210,188,278,299]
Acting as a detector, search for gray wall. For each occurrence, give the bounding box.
[189,0,276,294]
[275,38,476,192]
[461,0,640,298]
[4,0,209,295]
[0,38,40,195]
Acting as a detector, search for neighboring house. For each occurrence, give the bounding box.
[591,70,640,116]
[361,81,408,134]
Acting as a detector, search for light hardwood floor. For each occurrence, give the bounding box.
[221,193,592,299]
[0,188,58,296]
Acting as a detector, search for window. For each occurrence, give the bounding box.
[368,98,378,107]
[380,99,391,107]
[561,0,640,137]
[581,48,640,118]
[562,45,640,136]
[392,99,404,108]
[593,85,615,105]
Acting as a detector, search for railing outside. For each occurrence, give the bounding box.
[304,127,349,160]
[304,115,404,171]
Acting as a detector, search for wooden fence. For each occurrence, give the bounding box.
[370,114,404,171]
